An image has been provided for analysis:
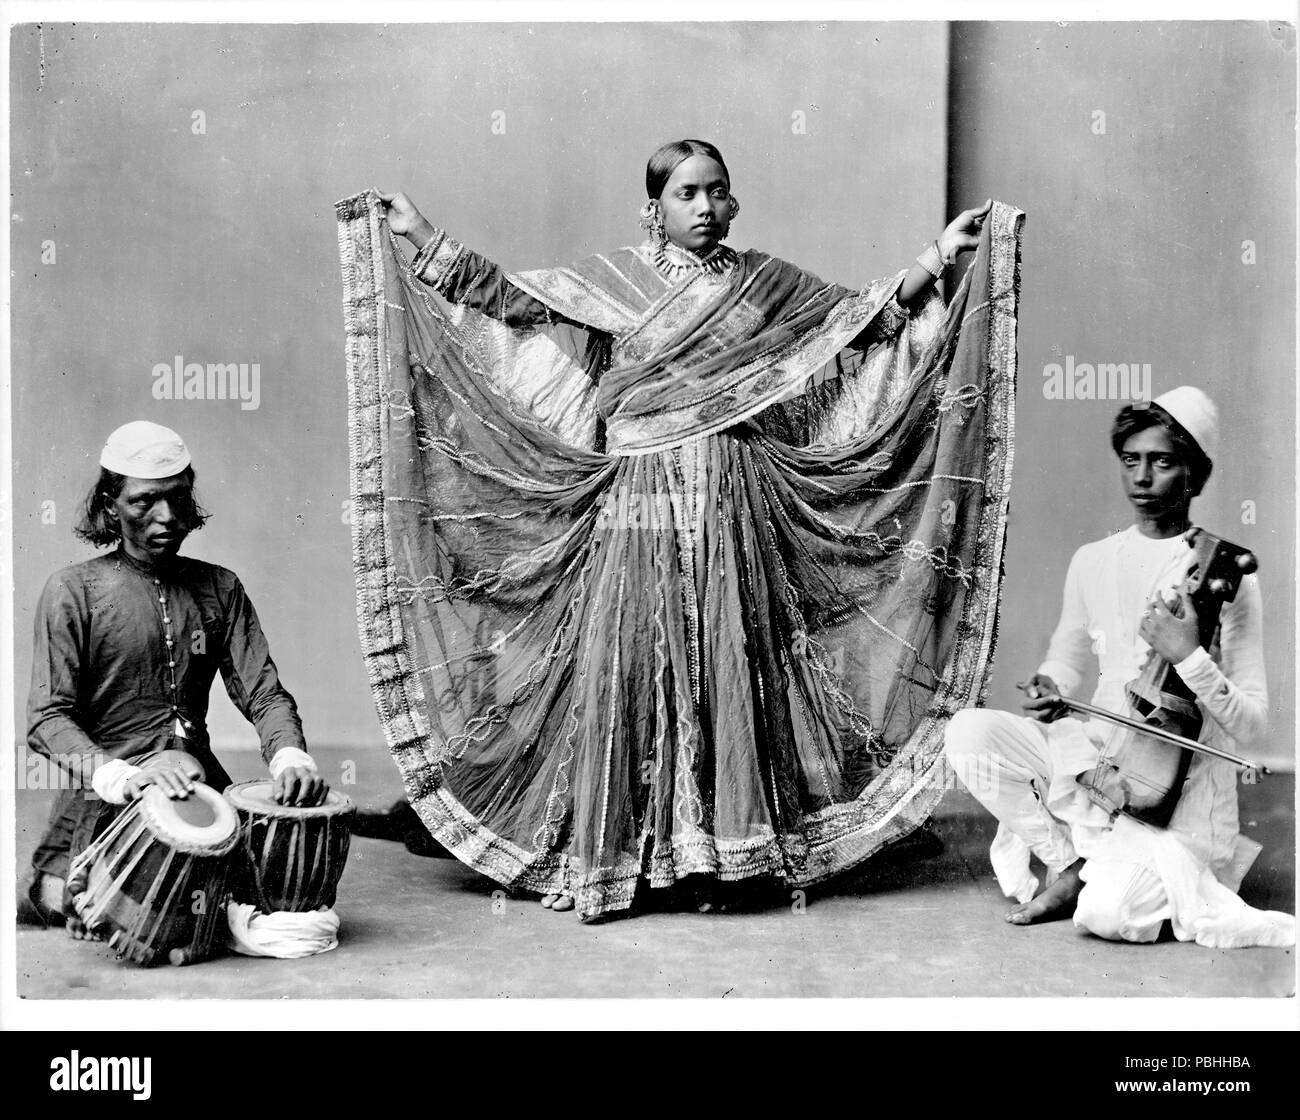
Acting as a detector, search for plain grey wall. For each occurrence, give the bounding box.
[9,22,949,755]
[949,21,1295,767]
[9,21,1293,772]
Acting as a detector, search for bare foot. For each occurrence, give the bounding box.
[62,885,103,942]
[67,914,102,941]
[17,871,68,929]
[691,880,720,914]
[1006,860,1085,926]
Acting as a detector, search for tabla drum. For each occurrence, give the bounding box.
[224,781,355,912]
[68,782,240,966]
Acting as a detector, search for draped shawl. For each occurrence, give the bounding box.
[336,191,1023,919]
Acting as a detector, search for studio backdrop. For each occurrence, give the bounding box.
[9,21,1293,769]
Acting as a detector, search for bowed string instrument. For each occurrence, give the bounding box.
[1017,526,1267,828]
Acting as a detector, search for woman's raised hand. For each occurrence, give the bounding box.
[376,191,434,247]
[937,199,993,260]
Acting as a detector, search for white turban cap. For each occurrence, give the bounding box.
[1153,386,1219,464]
[100,421,192,479]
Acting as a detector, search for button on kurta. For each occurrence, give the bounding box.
[28,546,309,802]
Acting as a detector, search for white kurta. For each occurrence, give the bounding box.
[946,526,1294,948]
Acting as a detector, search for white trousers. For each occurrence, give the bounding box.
[945,708,1169,943]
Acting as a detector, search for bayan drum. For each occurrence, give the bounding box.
[68,782,240,966]
[224,781,355,912]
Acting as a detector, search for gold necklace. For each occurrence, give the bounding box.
[651,241,737,278]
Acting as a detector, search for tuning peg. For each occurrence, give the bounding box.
[1236,552,1258,574]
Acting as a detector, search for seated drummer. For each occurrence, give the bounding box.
[945,388,1285,946]
[19,421,328,936]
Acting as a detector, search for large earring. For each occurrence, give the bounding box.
[639,199,666,247]
[727,195,740,222]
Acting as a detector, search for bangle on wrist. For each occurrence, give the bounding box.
[915,242,945,280]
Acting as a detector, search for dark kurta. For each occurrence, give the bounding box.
[27,545,306,877]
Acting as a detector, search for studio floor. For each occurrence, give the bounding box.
[13,747,1295,1000]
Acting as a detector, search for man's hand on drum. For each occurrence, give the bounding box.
[124,752,205,801]
[272,766,328,808]
[1021,673,1068,723]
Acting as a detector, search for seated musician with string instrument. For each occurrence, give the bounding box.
[945,388,1294,947]
[18,421,329,938]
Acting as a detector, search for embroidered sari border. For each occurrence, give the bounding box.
[605,272,908,455]
[337,189,1025,918]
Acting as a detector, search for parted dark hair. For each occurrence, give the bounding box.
[645,139,730,199]
[1110,403,1213,495]
[74,465,210,547]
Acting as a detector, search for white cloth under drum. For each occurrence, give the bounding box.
[225,902,340,958]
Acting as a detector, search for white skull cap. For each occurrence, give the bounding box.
[99,421,192,479]
[1153,386,1218,464]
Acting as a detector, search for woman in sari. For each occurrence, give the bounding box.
[336,139,1024,921]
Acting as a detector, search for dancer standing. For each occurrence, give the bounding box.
[337,140,1022,920]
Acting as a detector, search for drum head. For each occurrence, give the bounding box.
[224,779,355,819]
[140,783,239,854]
